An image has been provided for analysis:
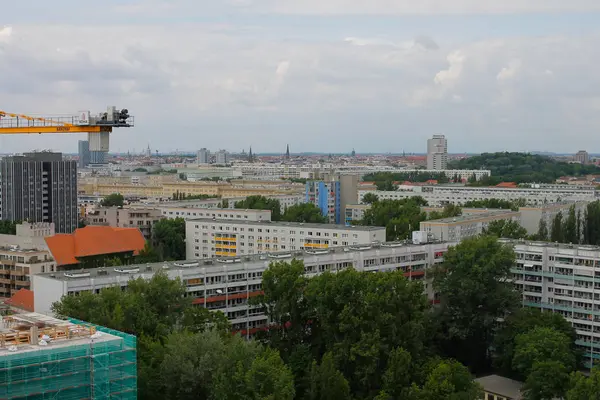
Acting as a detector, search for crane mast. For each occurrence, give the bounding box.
[0,106,134,157]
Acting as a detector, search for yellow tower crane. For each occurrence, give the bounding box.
[0,106,134,155]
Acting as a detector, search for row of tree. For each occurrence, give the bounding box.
[449,152,600,184]
[53,234,600,399]
[235,195,327,223]
[535,201,600,245]
[362,171,451,191]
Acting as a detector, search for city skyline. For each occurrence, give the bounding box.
[1,2,599,154]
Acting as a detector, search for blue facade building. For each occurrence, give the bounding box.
[306,180,341,224]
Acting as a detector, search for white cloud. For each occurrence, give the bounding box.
[250,0,600,14]
[0,26,12,42]
[435,51,465,85]
[497,59,522,81]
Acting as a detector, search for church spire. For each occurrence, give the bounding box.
[249,146,253,162]
[285,144,290,159]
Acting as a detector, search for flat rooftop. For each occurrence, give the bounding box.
[36,239,449,283]
[0,313,119,356]
[187,218,385,231]
[422,210,518,225]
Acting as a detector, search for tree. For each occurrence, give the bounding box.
[0,220,18,235]
[380,347,413,399]
[152,218,186,261]
[433,236,519,371]
[281,203,328,223]
[463,198,521,211]
[235,196,282,221]
[100,193,124,207]
[536,219,549,241]
[493,308,577,378]
[484,219,528,239]
[564,205,578,244]
[550,211,564,242]
[522,361,570,400]
[137,241,160,263]
[567,367,600,400]
[441,204,462,218]
[412,359,482,400]
[362,193,379,205]
[244,347,296,400]
[376,180,398,191]
[307,352,351,400]
[363,171,450,184]
[512,327,576,376]
[360,198,428,241]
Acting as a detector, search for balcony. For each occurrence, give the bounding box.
[304,243,329,249]
[216,237,236,242]
[215,244,237,250]
[216,251,237,257]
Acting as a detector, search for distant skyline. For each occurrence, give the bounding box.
[1,1,600,154]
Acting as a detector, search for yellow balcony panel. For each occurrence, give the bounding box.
[216,251,237,257]
[216,244,237,249]
[304,243,329,248]
[215,237,236,241]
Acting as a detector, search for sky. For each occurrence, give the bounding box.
[1,1,600,154]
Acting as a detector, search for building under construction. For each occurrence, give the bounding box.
[0,313,137,399]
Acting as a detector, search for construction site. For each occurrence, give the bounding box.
[0,313,136,399]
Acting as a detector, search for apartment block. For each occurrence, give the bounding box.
[361,185,597,207]
[345,204,370,224]
[419,210,521,242]
[34,241,451,334]
[185,219,386,259]
[306,175,358,224]
[427,134,448,170]
[0,152,78,233]
[85,206,164,239]
[160,207,271,222]
[0,246,55,298]
[509,241,600,367]
[0,313,136,399]
[519,201,588,235]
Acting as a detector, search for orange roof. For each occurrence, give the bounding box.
[45,226,146,266]
[425,179,438,184]
[5,288,34,312]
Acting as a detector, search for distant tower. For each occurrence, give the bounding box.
[249,146,254,162]
[286,144,290,159]
[351,149,356,157]
[146,144,151,158]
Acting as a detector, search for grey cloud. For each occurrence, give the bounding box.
[414,35,439,50]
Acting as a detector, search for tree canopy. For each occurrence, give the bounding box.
[235,195,282,221]
[152,217,186,261]
[484,219,528,239]
[363,171,450,186]
[281,203,327,223]
[448,152,600,184]
[462,198,526,211]
[358,197,428,241]
[0,220,18,235]
[100,193,124,207]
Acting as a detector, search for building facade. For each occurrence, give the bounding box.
[89,150,107,165]
[305,175,358,224]
[0,152,78,233]
[418,210,521,242]
[519,202,588,235]
[510,241,600,367]
[574,150,590,164]
[360,185,597,207]
[85,206,164,240]
[197,148,210,164]
[0,246,55,298]
[34,241,451,334]
[215,150,230,166]
[186,219,386,259]
[345,204,370,224]
[427,134,448,170]
[78,140,90,169]
[160,207,271,222]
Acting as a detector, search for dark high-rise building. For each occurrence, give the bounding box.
[0,152,78,233]
[78,140,90,169]
[89,151,106,164]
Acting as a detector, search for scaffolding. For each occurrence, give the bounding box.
[0,314,137,399]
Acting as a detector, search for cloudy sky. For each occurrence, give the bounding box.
[1,1,599,154]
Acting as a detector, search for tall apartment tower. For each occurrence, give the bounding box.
[215,150,230,165]
[427,134,448,170]
[306,174,358,224]
[574,150,589,164]
[197,148,210,164]
[78,140,90,169]
[0,152,78,233]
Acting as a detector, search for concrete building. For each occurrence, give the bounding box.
[345,204,370,224]
[0,222,54,251]
[418,210,521,242]
[475,375,523,400]
[0,245,56,298]
[34,241,451,333]
[575,150,590,164]
[89,150,107,164]
[186,219,386,259]
[509,240,600,367]
[161,207,271,222]
[85,206,164,239]
[360,185,597,207]
[0,313,136,399]
[78,140,90,169]
[0,152,78,233]
[306,175,358,224]
[197,148,210,164]
[519,202,588,235]
[427,134,448,170]
[215,150,230,166]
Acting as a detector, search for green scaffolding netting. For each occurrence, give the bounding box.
[0,319,137,400]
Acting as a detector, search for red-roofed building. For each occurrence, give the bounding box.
[45,226,145,269]
[4,288,34,312]
[496,182,518,188]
